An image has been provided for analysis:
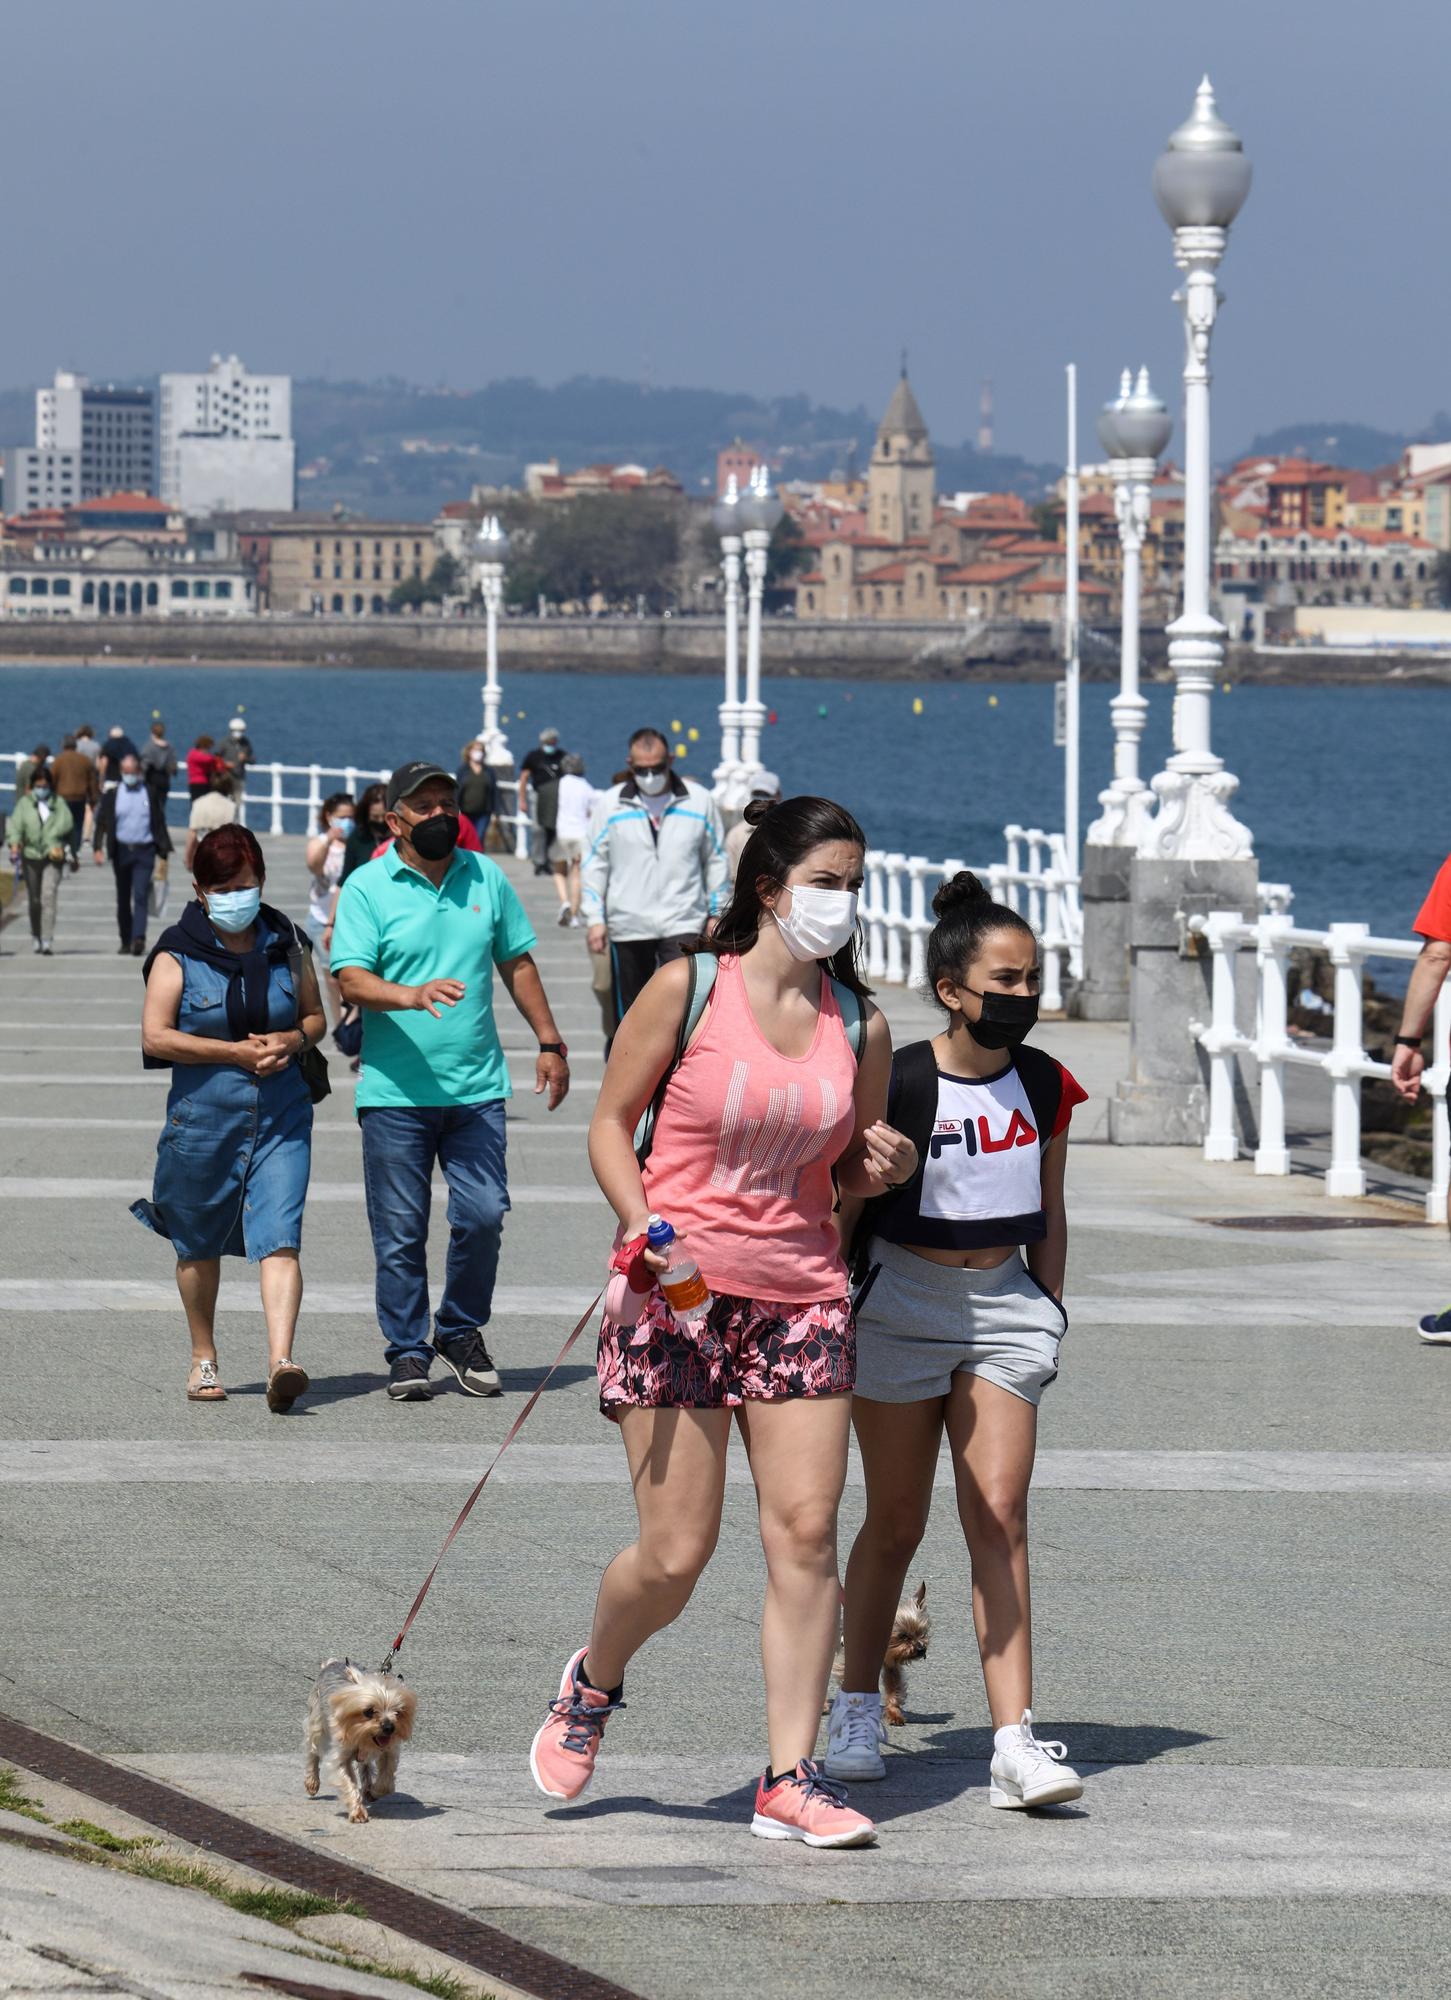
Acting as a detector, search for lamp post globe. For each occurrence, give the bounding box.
[1087,366,1171,853]
[712,475,747,804]
[736,465,781,789]
[1152,76,1253,232]
[1139,77,1254,863]
[475,514,512,773]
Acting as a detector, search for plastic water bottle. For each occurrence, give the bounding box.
[647,1214,712,1332]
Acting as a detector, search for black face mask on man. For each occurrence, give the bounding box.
[960,984,1039,1051]
[407,811,461,861]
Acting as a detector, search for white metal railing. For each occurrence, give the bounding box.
[861,826,1084,1013]
[2,750,535,853]
[1187,909,1450,1221]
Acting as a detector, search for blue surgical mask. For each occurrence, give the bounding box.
[205,887,261,933]
[333,817,355,839]
[122,772,143,788]
[33,786,51,802]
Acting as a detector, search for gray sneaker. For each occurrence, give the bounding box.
[387,1355,434,1402]
[434,1332,502,1397]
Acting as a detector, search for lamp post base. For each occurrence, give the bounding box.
[1141,762,1253,862]
[1108,853,1259,1145]
[1076,841,1135,1021]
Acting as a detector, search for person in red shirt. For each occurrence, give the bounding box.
[1391,855,1451,1342]
[187,736,223,801]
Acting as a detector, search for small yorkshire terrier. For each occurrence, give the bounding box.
[304,1658,417,1824]
[831,1580,930,1726]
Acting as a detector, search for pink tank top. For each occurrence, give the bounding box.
[642,953,858,1303]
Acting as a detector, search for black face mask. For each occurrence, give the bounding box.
[408,811,460,861]
[962,985,1039,1051]
[368,816,388,834]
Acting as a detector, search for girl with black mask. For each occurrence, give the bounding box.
[826,871,1090,1812]
[342,782,390,882]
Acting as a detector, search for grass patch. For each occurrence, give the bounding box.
[289,1944,489,2000]
[124,1848,363,1924]
[56,1818,155,1853]
[0,1765,48,1822]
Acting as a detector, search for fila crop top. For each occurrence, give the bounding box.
[869,1044,1087,1252]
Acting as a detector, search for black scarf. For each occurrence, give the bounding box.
[141,900,301,1068]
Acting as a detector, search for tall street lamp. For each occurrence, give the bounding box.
[1088,366,1172,850]
[736,463,782,787]
[475,514,512,770]
[712,474,744,802]
[1140,76,1253,862]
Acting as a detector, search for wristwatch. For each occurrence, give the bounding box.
[1395,1035,1423,1049]
[538,1041,569,1059]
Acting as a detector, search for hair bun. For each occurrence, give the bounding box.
[743,796,777,828]
[931,869,991,920]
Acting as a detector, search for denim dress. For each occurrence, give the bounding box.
[131,924,314,1261]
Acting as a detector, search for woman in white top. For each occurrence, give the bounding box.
[550,753,596,927]
[305,790,354,1022]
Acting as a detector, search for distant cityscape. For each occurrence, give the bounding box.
[0,356,1448,650]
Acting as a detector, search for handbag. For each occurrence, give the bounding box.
[148,857,170,920]
[333,1005,363,1059]
[298,1041,331,1105]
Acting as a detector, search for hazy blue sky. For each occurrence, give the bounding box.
[6,0,1448,462]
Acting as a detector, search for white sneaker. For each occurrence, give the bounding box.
[989,1710,1083,1809]
[823,1691,887,1781]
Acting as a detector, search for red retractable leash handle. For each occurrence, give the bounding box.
[379,1286,604,1673]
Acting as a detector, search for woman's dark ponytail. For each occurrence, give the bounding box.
[926,869,1035,1007]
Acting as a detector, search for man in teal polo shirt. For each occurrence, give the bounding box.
[332,760,571,1402]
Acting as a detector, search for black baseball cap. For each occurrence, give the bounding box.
[385,761,454,812]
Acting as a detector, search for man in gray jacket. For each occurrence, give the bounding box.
[583,726,729,1034]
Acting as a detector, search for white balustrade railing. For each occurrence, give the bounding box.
[861,827,1084,1014]
[1187,909,1450,1221]
[2,750,534,851]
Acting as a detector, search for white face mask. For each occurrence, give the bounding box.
[773,884,860,962]
[633,767,669,797]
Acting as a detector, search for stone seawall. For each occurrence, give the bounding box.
[0,614,1070,678]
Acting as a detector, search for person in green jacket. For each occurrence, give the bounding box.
[8,764,75,956]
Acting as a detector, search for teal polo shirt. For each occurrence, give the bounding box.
[329,845,537,1111]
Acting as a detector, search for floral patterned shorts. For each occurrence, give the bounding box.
[598,1289,856,1417]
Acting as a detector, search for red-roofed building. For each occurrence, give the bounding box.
[1215,519,1437,608]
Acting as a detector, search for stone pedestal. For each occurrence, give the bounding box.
[1076,843,1135,1021]
[1109,854,1259,1146]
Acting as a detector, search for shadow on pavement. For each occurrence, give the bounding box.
[919,1719,1214,1766]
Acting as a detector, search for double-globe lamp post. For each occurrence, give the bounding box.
[1087,367,1172,851]
[474,514,512,773]
[711,474,744,800]
[1141,76,1253,861]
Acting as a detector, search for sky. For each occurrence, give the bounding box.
[5,0,1449,464]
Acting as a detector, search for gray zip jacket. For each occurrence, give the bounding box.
[581,773,729,942]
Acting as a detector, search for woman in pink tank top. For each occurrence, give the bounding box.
[528,795,918,1846]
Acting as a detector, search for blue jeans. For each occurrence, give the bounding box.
[359,1100,510,1366]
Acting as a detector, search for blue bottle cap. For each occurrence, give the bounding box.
[646,1215,675,1248]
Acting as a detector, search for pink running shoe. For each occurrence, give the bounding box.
[750,1759,877,1848]
[529,1646,623,1802]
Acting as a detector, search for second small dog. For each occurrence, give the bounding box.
[304,1658,417,1824]
[831,1580,930,1726]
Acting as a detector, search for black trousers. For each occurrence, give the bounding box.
[609,935,693,1033]
[113,841,155,948]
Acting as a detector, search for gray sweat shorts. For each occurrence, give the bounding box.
[853,1237,1066,1408]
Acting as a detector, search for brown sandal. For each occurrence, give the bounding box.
[267,1358,309,1413]
[187,1359,226,1402]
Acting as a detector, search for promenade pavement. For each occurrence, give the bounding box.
[3,837,1451,1998]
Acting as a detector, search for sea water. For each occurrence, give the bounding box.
[0,662,1441,945]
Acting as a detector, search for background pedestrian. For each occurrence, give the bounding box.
[456,740,497,851]
[306,790,354,1023]
[140,716,178,802]
[187,735,222,801]
[50,735,96,858]
[518,727,566,876]
[550,752,594,926]
[185,769,239,871]
[94,752,172,955]
[7,763,73,956]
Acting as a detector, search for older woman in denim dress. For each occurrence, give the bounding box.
[135,822,325,1409]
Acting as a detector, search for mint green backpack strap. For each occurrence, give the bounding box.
[830,977,866,1063]
[633,953,718,1165]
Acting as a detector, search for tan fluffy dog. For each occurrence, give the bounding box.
[304,1658,417,1823]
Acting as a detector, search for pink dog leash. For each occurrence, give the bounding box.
[380,1285,605,1672]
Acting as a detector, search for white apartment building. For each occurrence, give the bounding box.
[159,355,295,513]
[5,446,79,511]
[34,370,156,499]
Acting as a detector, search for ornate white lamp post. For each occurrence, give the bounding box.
[736,464,783,787]
[475,514,512,770]
[1088,366,1172,850]
[712,474,744,802]
[1140,76,1253,860]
